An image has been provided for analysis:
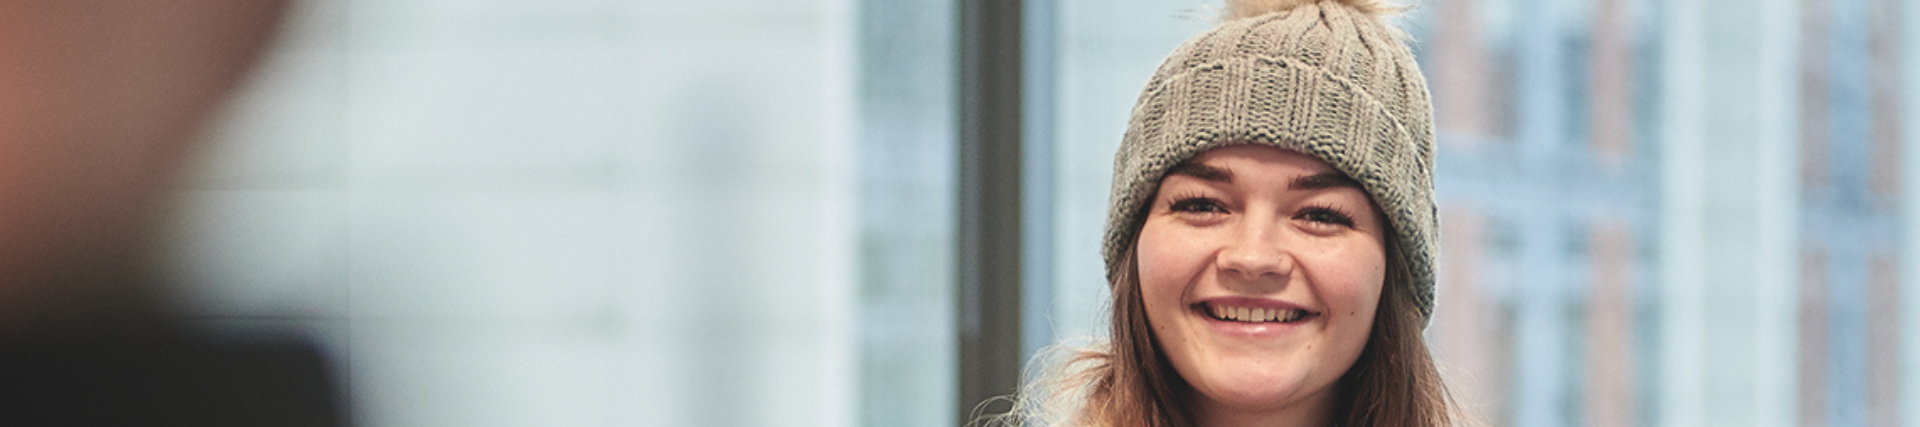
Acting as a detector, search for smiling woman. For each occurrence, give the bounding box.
[1139,146,1391,426]
[997,0,1455,425]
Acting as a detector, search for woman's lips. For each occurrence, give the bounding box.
[1191,297,1319,336]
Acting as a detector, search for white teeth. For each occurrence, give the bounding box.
[1207,304,1310,323]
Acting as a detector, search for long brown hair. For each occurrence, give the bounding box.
[1011,231,1455,426]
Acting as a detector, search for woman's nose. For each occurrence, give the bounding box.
[1215,220,1294,280]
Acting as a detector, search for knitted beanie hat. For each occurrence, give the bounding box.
[1103,0,1440,324]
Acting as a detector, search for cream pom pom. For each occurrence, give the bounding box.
[1223,0,1401,19]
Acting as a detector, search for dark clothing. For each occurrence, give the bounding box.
[0,322,347,427]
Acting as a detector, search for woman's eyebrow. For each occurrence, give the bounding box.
[1288,172,1361,190]
[1169,162,1233,182]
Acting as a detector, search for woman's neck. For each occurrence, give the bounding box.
[1190,392,1336,427]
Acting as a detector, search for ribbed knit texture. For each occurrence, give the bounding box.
[1103,0,1439,324]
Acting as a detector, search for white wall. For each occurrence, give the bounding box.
[165,0,859,425]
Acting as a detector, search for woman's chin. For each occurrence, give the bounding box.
[1190,368,1318,410]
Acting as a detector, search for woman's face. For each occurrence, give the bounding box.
[1136,145,1388,423]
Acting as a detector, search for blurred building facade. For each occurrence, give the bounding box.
[1794,0,1908,426]
[1410,0,1919,426]
[1415,0,1667,425]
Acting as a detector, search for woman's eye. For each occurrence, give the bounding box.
[1296,207,1355,227]
[1168,197,1226,214]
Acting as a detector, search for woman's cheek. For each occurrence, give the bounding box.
[1136,221,1205,294]
[1316,243,1386,321]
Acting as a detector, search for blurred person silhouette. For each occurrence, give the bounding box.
[0,1,346,426]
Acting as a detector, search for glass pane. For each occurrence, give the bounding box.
[1048,0,1212,346]
[166,0,955,425]
[855,0,957,425]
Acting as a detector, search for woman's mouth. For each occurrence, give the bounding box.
[1196,301,1317,324]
